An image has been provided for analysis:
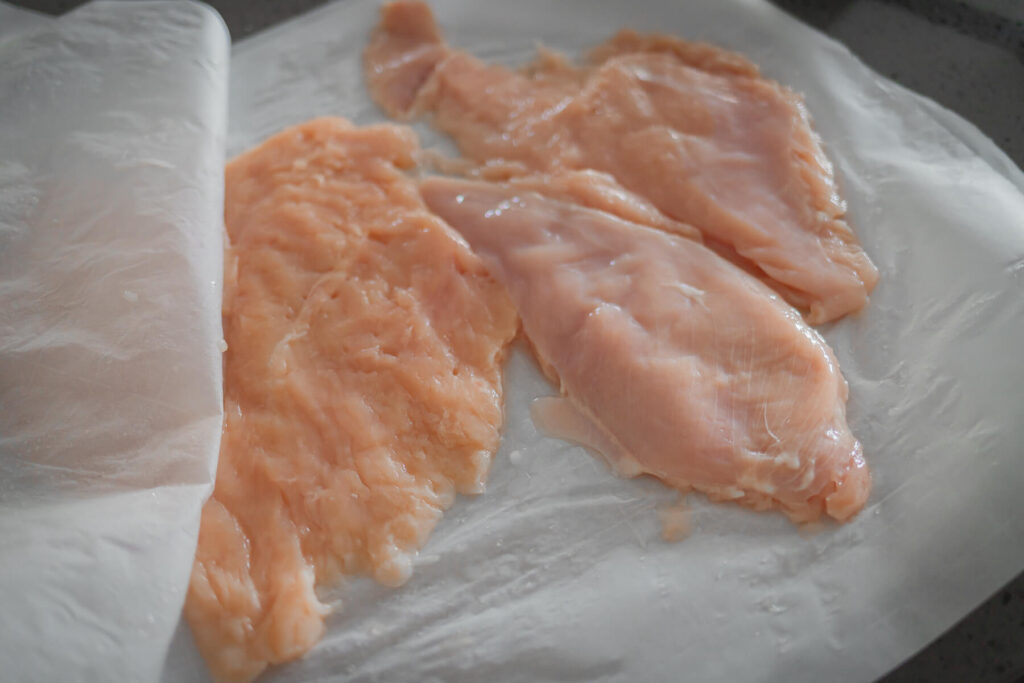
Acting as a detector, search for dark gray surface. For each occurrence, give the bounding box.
[9,0,1024,681]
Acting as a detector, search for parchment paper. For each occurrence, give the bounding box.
[0,2,228,681]
[207,2,1024,682]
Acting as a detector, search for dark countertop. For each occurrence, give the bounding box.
[9,0,1024,681]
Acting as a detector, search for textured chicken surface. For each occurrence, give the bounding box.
[366,1,878,323]
[185,118,517,682]
[421,176,870,524]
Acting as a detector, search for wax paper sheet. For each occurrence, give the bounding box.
[165,1,1024,681]
[0,2,229,681]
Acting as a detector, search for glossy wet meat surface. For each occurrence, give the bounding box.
[421,176,870,524]
[366,1,878,323]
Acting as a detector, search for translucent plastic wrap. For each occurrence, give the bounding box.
[0,3,228,681]
[207,2,1024,682]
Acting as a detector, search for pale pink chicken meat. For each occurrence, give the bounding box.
[185,118,517,682]
[366,1,879,323]
[421,176,870,523]
[502,169,701,242]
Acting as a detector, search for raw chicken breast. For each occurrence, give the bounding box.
[186,118,517,682]
[502,170,701,242]
[366,1,879,323]
[421,176,870,524]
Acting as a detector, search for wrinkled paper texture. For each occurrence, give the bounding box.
[199,2,1024,682]
[0,2,228,681]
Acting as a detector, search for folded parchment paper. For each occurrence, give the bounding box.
[0,3,228,681]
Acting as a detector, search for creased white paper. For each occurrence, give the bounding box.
[193,2,1024,682]
[0,2,228,681]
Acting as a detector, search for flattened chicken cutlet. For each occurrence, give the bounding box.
[186,118,517,682]
[367,1,872,527]
[366,0,878,324]
[422,177,870,525]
